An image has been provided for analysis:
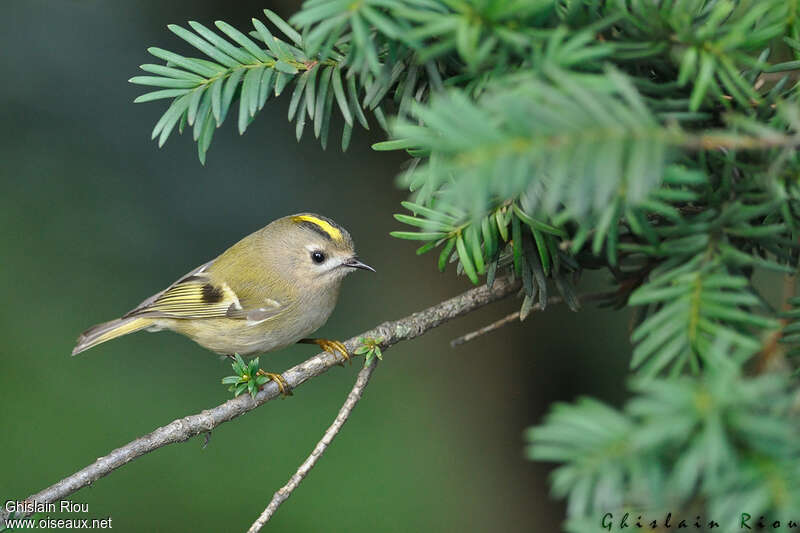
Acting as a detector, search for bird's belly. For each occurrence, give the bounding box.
[159,312,330,356]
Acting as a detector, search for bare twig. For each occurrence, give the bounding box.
[450,290,611,347]
[450,310,525,347]
[247,359,379,532]
[0,277,519,527]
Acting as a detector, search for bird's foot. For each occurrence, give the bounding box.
[299,338,350,365]
[256,369,293,397]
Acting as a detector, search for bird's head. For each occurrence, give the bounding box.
[273,213,374,288]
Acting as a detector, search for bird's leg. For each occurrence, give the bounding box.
[255,369,292,397]
[225,354,292,397]
[298,338,350,365]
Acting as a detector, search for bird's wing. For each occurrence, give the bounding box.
[123,260,285,321]
[225,298,286,324]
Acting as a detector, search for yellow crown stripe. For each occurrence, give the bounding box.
[292,215,343,242]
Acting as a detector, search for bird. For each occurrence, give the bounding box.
[72,213,374,394]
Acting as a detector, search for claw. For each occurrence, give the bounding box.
[327,340,350,364]
[300,338,350,365]
[256,369,293,397]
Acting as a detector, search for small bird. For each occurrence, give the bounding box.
[72,213,374,394]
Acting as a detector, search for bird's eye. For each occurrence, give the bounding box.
[311,251,326,264]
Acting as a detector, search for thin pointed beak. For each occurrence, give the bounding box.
[345,257,375,272]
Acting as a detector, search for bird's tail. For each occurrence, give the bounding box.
[72,316,154,356]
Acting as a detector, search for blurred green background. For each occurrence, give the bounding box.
[0,1,633,531]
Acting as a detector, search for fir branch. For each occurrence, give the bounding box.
[528,347,800,530]
[628,259,778,377]
[130,11,378,161]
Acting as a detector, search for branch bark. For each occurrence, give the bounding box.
[247,358,379,532]
[1,277,519,526]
